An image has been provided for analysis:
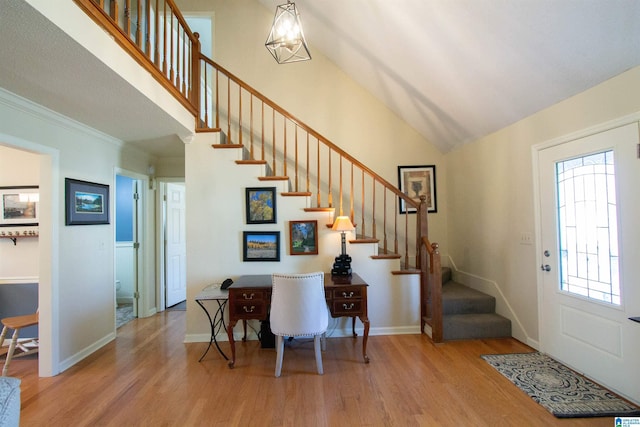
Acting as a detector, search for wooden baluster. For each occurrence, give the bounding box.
[294,125,299,191]
[238,85,242,146]
[382,189,388,253]
[169,10,175,83]
[271,110,276,174]
[393,195,399,261]
[162,0,167,74]
[350,162,354,222]
[111,0,119,24]
[182,30,188,94]
[316,139,321,207]
[145,0,151,55]
[404,209,409,269]
[202,64,208,128]
[372,183,376,239]
[327,148,333,208]
[215,69,219,129]
[305,134,310,193]
[226,76,231,141]
[249,96,254,159]
[338,155,343,215]
[175,27,181,87]
[135,0,141,47]
[360,170,365,238]
[260,102,265,160]
[153,0,159,66]
[283,118,287,178]
[125,0,131,38]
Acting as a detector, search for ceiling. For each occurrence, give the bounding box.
[1,1,640,157]
[267,0,640,152]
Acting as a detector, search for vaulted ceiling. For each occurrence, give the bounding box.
[2,1,640,157]
[273,0,640,152]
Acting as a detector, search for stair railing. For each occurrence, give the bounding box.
[74,0,200,115]
[200,55,436,270]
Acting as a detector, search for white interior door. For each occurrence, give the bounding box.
[165,183,186,307]
[537,122,640,403]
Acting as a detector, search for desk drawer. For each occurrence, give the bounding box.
[230,301,267,319]
[331,299,363,316]
[331,288,363,300]
[233,290,268,301]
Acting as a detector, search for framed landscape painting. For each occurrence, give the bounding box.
[243,231,280,262]
[65,178,110,225]
[397,165,437,214]
[0,186,39,227]
[245,187,276,224]
[289,220,318,255]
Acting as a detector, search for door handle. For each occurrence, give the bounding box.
[540,264,551,272]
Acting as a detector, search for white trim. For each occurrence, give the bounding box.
[0,277,39,285]
[58,332,115,373]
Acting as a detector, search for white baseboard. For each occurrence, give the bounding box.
[58,332,115,373]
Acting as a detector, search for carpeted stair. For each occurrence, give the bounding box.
[441,267,511,340]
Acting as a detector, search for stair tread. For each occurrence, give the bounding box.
[443,312,512,340]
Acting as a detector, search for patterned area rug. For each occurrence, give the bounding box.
[482,352,640,418]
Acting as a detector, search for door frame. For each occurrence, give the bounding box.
[114,168,149,318]
[532,112,640,349]
[156,178,185,312]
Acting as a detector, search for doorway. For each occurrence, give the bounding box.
[161,181,186,309]
[536,122,640,401]
[115,173,142,327]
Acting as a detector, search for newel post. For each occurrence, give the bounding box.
[416,195,428,269]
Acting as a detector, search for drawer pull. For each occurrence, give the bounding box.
[242,305,256,313]
[242,293,255,300]
[342,291,354,298]
[342,303,355,310]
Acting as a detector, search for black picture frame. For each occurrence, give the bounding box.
[243,231,280,262]
[245,187,277,224]
[397,165,437,214]
[0,186,39,227]
[289,220,318,255]
[65,178,110,225]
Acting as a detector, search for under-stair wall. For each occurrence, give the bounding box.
[184,132,421,344]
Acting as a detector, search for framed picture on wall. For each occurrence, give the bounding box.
[65,178,110,225]
[0,186,39,227]
[245,187,277,224]
[243,231,280,262]
[397,165,437,214]
[289,220,318,255]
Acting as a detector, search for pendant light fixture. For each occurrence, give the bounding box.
[265,1,311,64]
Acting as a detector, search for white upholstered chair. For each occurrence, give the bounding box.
[270,272,328,377]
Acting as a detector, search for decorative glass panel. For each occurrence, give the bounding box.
[556,150,620,305]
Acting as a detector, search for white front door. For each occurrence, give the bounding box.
[537,122,640,403]
[165,183,186,307]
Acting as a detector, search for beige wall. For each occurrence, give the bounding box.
[446,66,640,346]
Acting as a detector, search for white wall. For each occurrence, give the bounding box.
[446,66,640,347]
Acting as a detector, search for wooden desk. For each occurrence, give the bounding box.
[226,273,370,368]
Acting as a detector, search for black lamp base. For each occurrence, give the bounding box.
[331,254,352,276]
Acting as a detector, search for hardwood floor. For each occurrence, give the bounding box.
[11,311,613,426]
